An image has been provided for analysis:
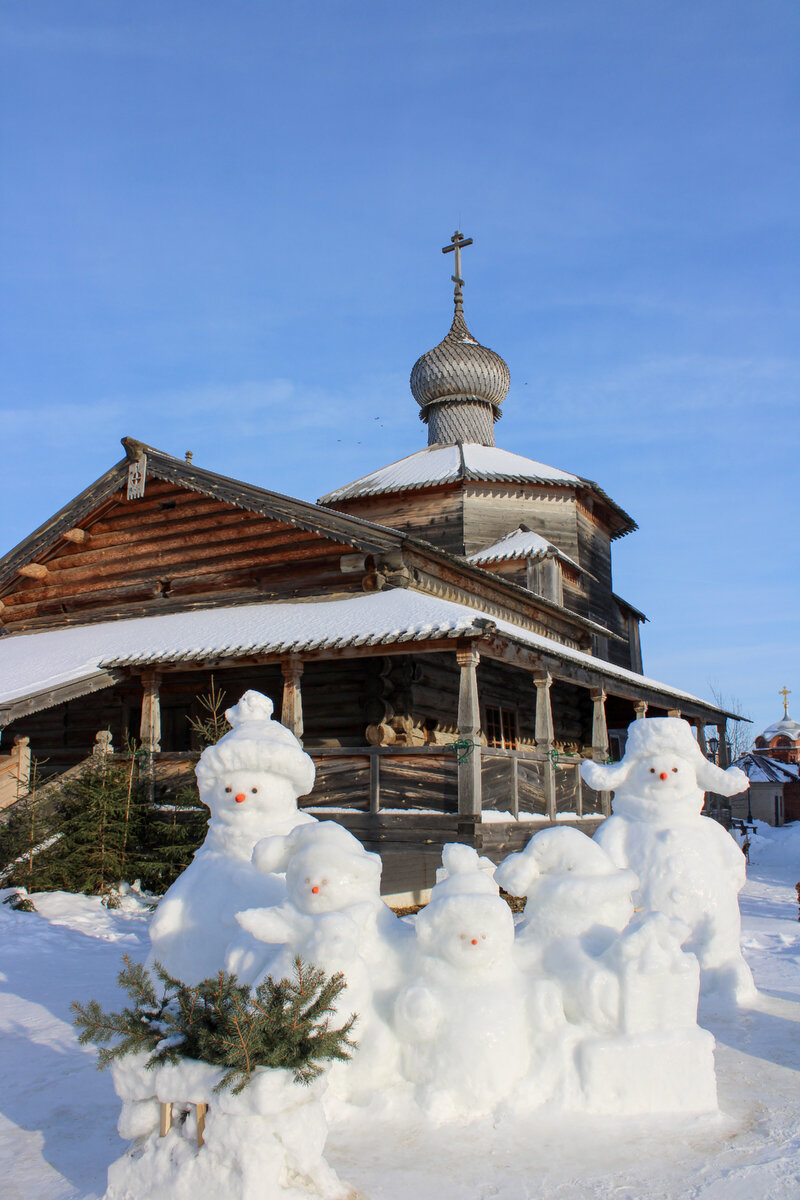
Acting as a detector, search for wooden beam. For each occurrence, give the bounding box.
[716,720,730,768]
[591,688,611,817]
[280,657,304,742]
[18,563,48,579]
[369,753,381,814]
[456,644,482,817]
[139,671,162,754]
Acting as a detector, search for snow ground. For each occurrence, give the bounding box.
[2,825,800,1200]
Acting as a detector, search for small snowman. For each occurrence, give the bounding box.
[495,826,638,1031]
[236,821,409,1102]
[583,717,755,1005]
[147,690,317,984]
[394,844,530,1122]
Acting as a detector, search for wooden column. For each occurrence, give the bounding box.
[695,721,708,757]
[591,689,609,762]
[140,671,161,802]
[591,688,611,817]
[534,673,556,820]
[456,645,482,817]
[140,671,162,753]
[668,708,682,718]
[280,657,304,742]
[716,720,730,768]
[633,700,648,721]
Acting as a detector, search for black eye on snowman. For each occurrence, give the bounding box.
[649,768,655,774]
[672,767,678,773]
[225,787,232,793]
[251,787,258,793]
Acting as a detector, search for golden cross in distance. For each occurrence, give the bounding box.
[442,230,473,288]
[779,685,791,717]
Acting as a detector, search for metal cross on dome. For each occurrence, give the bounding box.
[442,230,473,289]
[780,685,791,717]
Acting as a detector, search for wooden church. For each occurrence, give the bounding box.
[0,233,739,898]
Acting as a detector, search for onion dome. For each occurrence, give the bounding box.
[410,232,510,448]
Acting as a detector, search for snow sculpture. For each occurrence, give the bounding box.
[148,691,317,983]
[582,717,755,1005]
[394,844,530,1121]
[495,826,638,1029]
[106,1056,352,1200]
[236,821,409,1101]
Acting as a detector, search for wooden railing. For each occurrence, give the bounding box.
[0,738,31,811]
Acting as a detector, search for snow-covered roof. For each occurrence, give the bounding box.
[0,589,726,727]
[319,444,581,502]
[468,527,581,571]
[759,716,800,744]
[319,443,637,538]
[734,753,800,784]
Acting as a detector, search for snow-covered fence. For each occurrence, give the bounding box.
[0,736,30,810]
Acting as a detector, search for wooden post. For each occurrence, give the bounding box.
[695,721,708,757]
[159,1101,172,1137]
[633,700,648,721]
[280,657,304,742]
[369,752,381,814]
[667,708,682,718]
[93,730,114,759]
[140,671,161,802]
[511,756,520,820]
[196,1102,207,1147]
[716,720,730,768]
[534,673,556,820]
[591,688,611,816]
[575,761,583,817]
[456,645,482,817]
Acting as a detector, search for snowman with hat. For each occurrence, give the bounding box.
[581,716,754,1005]
[147,690,317,984]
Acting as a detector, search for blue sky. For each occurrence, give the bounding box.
[0,0,797,739]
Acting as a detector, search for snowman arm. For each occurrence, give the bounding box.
[235,905,296,945]
[394,985,443,1042]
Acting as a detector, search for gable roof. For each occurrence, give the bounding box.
[0,437,405,595]
[467,526,582,572]
[735,752,800,784]
[318,442,638,538]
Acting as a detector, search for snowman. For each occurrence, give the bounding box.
[495,826,638,1031]
[147,690,317,983]
[236,821,410,1102]
[582,717,755,1005]
[394,844,531,1121]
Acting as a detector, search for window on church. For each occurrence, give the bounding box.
[485,705,518,749]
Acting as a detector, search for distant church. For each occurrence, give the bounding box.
[0,232,742,898]
[733,688,800,826]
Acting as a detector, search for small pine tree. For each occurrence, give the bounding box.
[188,678,231,749]
[0,758,58,889]
[72,956,358,1094]
[140,783,207,892]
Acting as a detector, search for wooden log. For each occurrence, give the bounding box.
[62,528,87,543]
[369,754,381,814]
[280,657,304,742]
[17,563,48,579]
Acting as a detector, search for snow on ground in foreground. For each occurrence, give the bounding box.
[2,823,800,1200]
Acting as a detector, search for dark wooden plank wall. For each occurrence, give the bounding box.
[1,479,360,632]
[328,487,466,556]
[462,484,581,559]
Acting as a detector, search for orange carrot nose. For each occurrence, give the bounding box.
[311,885,320,894]
[235,793,246,803]
[471,938,478,945]
[659,772,668,781]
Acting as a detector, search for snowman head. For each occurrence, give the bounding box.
[254,821,382,915]
[416,844,515,972]
[580,718,748,823]
[195,691,315,830]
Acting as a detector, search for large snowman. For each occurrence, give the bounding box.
[582,717,754,1004]
[147,690,317,983]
